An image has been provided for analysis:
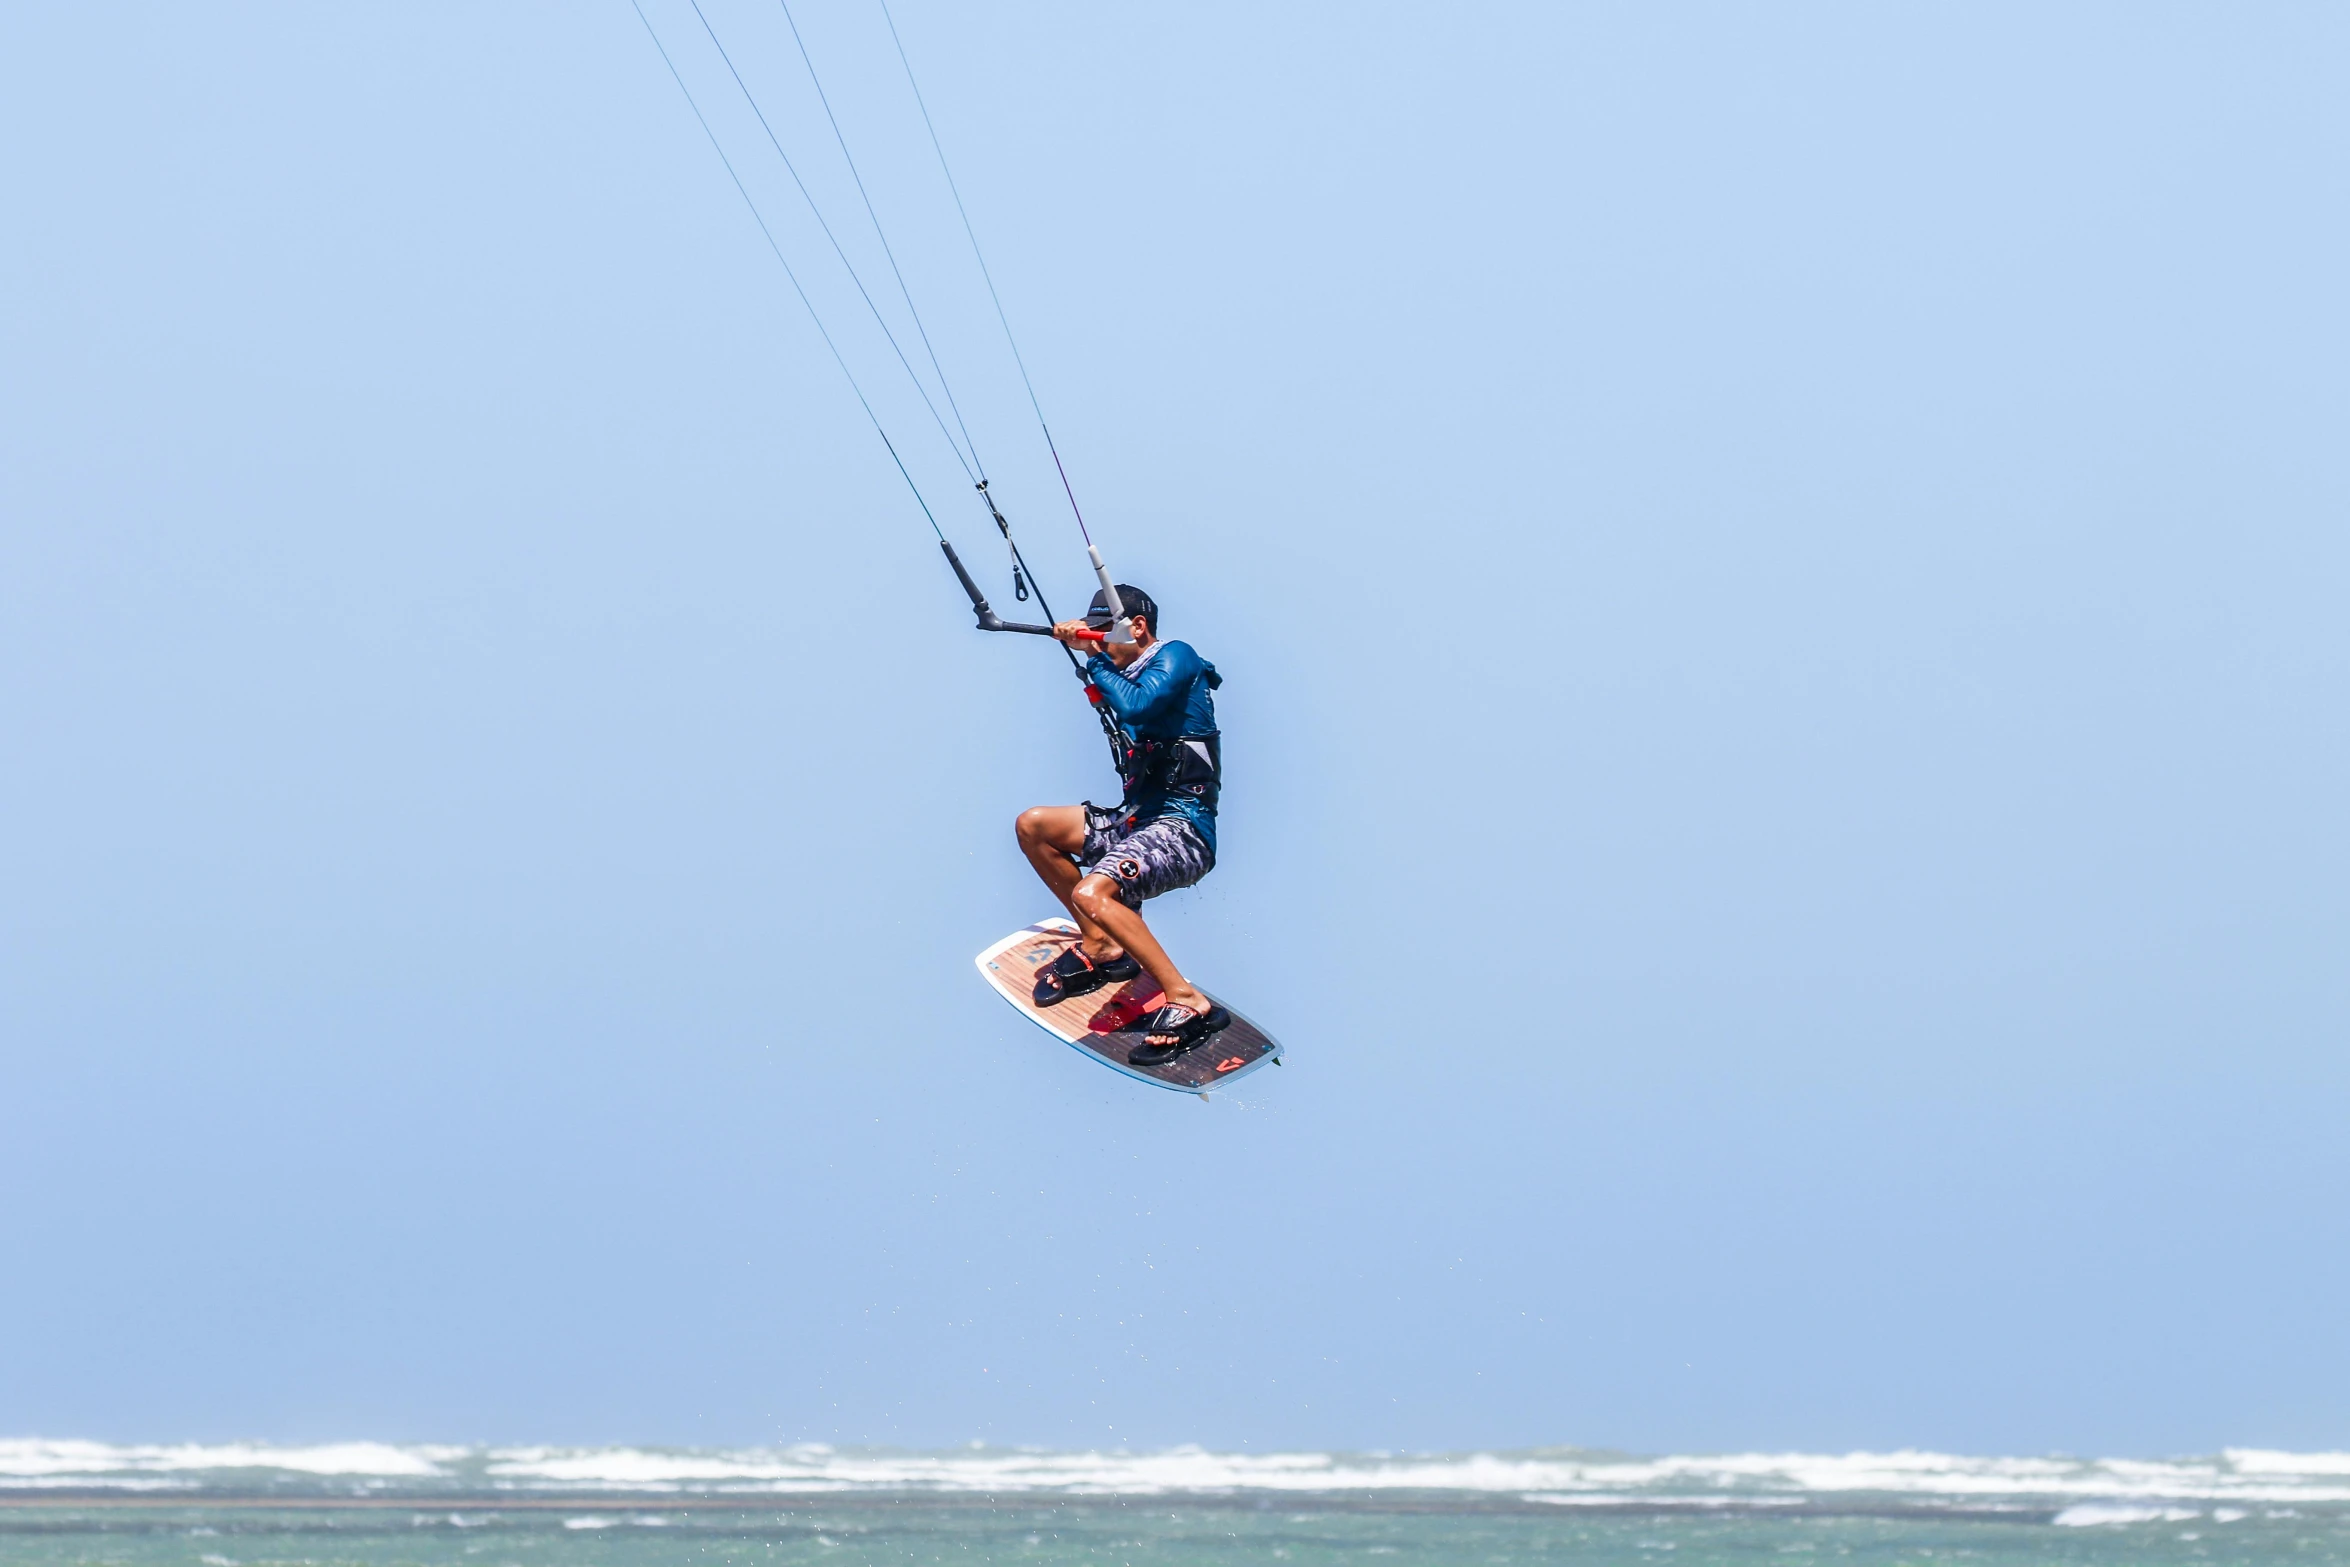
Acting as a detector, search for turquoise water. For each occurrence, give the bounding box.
[3,1501,2346,1567]
[4,1445,2346,1567]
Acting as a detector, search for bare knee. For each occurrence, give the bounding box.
[1019,804,1091,857]
[1071,875,1124,922]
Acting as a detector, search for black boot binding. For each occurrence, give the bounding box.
[1033,945,1141,1007]
[1128,1003,1233,1066]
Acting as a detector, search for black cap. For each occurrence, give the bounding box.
[1084,584,1157,634]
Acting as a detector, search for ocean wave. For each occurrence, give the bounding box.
[2230,1450,2350,1476]
[2053,1504,2202,1526]
[4,1440,2350,1507]
[0,1441,461,1482]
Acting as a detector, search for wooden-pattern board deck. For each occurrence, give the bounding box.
[975,919,1283,1095]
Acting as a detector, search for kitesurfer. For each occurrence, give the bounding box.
[1015,585,1229,1064]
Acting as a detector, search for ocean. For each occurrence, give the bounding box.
[3,1443,2345,1567]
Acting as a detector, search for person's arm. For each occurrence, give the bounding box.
[1085,642,1202,728]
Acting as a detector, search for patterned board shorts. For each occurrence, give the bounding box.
[1078,803,1216,909]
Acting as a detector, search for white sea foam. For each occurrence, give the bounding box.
[2228,1450,2350,1476]
[2053,1504,2201,1527]
[0,1440,458,1483]
[3,1439,2350,1509]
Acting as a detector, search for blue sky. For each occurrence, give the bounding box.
[2,0,2345,1455]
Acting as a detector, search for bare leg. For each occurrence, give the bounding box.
[1072,874,1211,1031]
[1015,806,1125,961]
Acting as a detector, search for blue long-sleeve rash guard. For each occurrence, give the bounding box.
[1085,638,1221,853]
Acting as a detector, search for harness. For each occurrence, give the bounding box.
[1118,732,1222,807]
[1088,656,1221,811]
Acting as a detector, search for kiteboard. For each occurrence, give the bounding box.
[975,919,1283,1095]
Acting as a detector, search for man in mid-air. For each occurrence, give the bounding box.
[1015,584,1228,1064]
